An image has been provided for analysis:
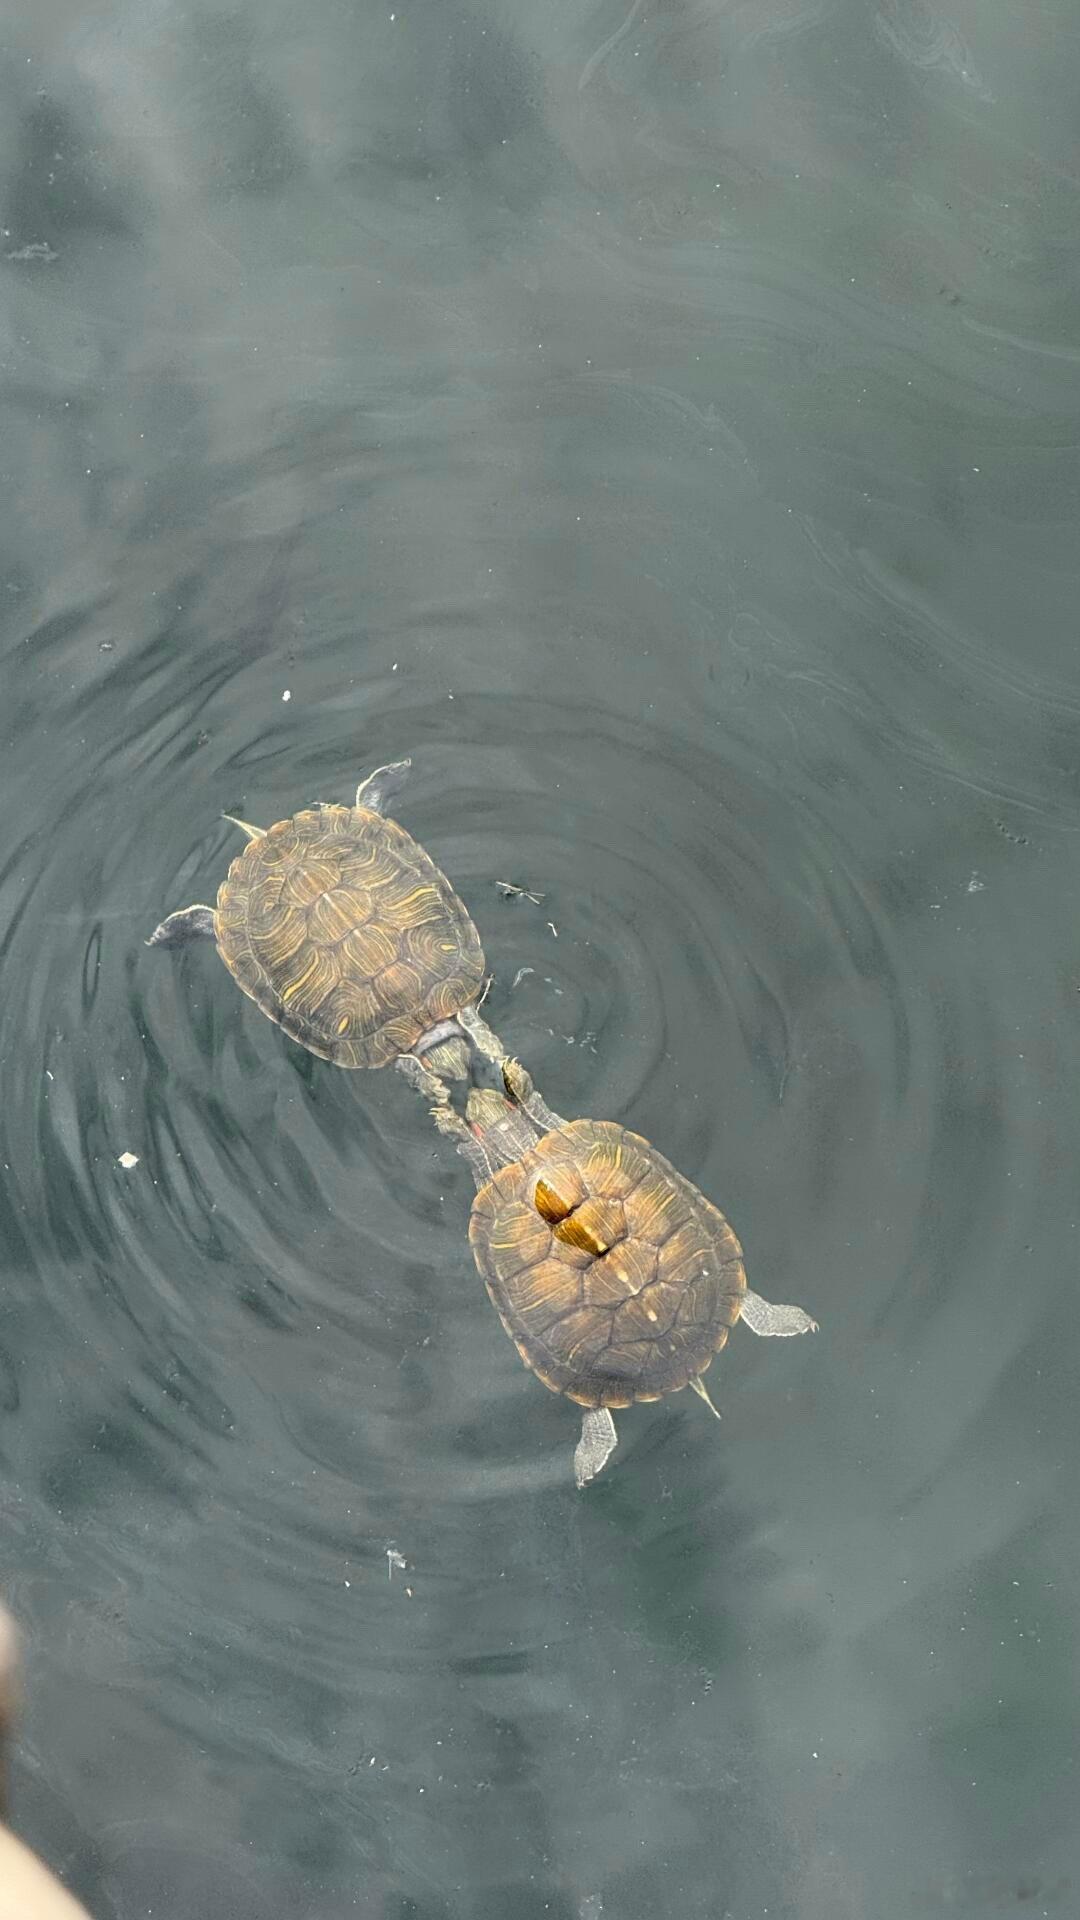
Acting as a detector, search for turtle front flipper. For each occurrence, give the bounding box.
[355,758,412,814]
[574,1408,617,1489]
[145,904,216,949]
[739,1289,818,1337]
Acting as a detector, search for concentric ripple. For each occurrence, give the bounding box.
[3,631,1063,1904]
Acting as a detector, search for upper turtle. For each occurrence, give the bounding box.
[148,759,496,1082]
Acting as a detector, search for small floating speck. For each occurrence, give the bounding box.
[282,689,291,702]
[117,1151,139,1170]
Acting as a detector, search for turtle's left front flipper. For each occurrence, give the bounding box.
[145,905,216,948]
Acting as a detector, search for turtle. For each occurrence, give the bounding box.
[430,1063,818,1487]
[147,759,509,1101]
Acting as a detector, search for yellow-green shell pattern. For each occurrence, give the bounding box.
[469,1119,746,1409]
[214,805,484,1068]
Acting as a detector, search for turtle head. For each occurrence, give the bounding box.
[465,1087,538,1168]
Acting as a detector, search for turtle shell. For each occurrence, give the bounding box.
[469,1119,746,1409]
[214,804,484,1068]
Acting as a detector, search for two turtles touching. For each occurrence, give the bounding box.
[150,759,817,1487]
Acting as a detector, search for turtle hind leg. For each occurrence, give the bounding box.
[454,1001,508,1068]
[501,1053,566,1135]
[414,1018,471,1081]
[145,905,216,949]
[396,1055,497,1188]
[355,759,412,815]
[395,1051,452,1107]
[574,1408,617,1488]
[456,1007,568,1132]
[739,1289,818,1337]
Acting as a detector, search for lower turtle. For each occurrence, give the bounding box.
[147,758,507,1100]
[431,1065,818,1487]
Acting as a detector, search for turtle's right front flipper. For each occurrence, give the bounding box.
[145,905,216,949]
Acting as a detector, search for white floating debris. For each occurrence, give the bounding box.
[118,1151,140,1170]
[6,241,58,263]
[496,881,545,904]
[282,689,291,702]
[386,1545,407,1579]
[967,872,985,893]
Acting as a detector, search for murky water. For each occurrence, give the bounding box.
[2,2,1078,1915]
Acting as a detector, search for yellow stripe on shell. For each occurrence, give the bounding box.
[281,858,341,908]
[341,922,399,977]
[379,883,445,929]
[278,946,338,1015]
[372,959,425,1015]
[307,886,374,944]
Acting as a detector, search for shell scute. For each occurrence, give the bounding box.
[307,886,373,944]
[506,1260,583,1331]
[552,1195,626,1257]
[582,1239,657,1308]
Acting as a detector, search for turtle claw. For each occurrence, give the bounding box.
[500,1056,532,1101]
